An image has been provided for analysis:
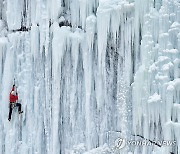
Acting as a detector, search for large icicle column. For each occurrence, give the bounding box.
[0,0,180,154]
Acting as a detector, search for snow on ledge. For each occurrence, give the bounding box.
[83,144,111,154]
[148,93,161,103]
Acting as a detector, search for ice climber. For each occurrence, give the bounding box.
[8,84,23,121]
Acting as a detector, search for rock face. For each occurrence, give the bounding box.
[0,0,179,154]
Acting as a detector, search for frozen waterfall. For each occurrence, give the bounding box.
[0,0,180,154]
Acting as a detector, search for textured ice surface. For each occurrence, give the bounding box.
[0,0,180,154]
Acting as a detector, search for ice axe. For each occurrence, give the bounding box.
[13,78,18,94]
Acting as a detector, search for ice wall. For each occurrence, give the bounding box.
[132,0,180,154]
[0,0,134,153]
[0,0,179,154]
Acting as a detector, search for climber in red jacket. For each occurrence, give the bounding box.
[8,85,23,121]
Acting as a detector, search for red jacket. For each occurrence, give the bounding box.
[9,86,18,103]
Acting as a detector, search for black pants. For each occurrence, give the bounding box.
[8,103,22,120]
